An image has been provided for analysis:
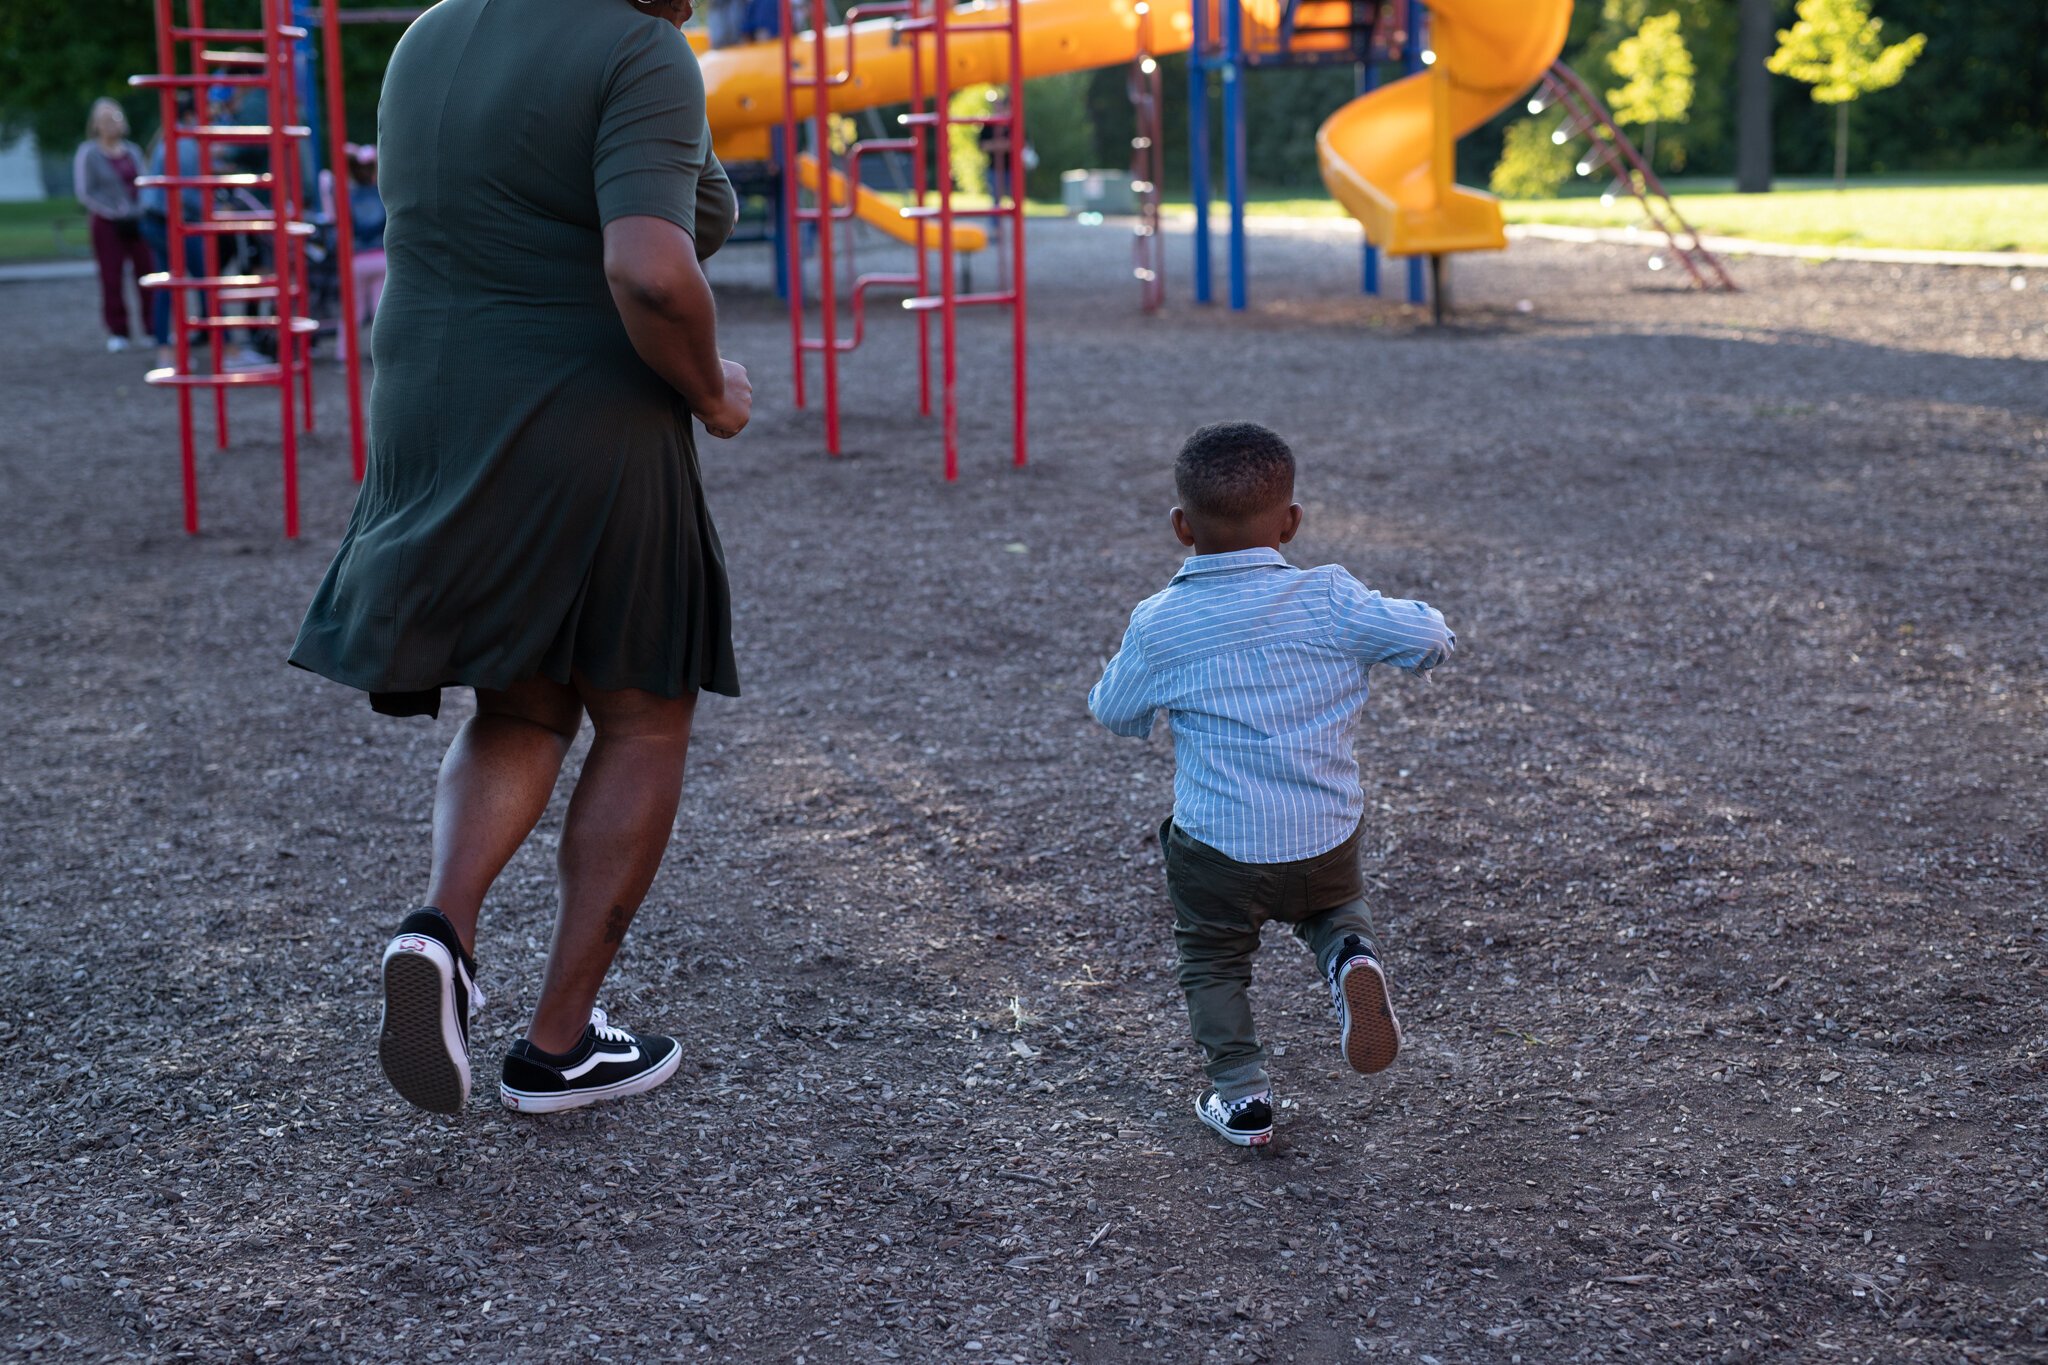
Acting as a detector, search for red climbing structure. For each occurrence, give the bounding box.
[1533,61,1737,293]
[779,0,1027,480]
[132,0,365,538]
[1128,0,1166,313]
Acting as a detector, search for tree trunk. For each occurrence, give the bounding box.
[1736,0,1773,192]
[1834,103,1848,187]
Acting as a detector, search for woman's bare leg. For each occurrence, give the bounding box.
[524,677,696,1053]
[423,677,584,955]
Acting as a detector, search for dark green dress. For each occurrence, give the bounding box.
[291,0,740,716]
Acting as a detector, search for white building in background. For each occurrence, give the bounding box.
[0,133,47,201]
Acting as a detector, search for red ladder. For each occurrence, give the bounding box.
[131,0,367,537]
[1532,61,1737,293]
[779,0,1027,480]
[1129,0,1165,312]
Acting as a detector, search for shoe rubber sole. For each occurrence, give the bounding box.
[1194,1094,1272,1147]
[499,1040,684,1114]
[378,935,469,1114]
[1338,955,1403,1075]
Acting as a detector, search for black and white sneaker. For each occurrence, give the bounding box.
[1195,1088,1274,1147]
[1330,935,1402,1075]
[498,1008,682,1114]
[378,907,484,1114]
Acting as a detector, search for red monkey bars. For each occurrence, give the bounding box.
[778,0,1027,480]
[131,0,366,537]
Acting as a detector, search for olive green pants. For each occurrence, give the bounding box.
[1162,817,1379,1102]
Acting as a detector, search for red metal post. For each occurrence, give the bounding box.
[933,0,957,481]
[1006,0,1026,468]
[810,2,841,455]
[778,0,806,411]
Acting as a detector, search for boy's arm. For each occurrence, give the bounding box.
[1087,621,1160,738]
[1332,572,1456,673]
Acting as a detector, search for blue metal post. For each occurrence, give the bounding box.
[771,163,790,301]
[1222,0,1248,310]
[1190,0,1212,304]
[1403,0,1426,305]
[1358,56,1378,295]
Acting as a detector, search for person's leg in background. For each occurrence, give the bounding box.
[89,215,132,346]
[141,213,172,367]
[119,222,157,353]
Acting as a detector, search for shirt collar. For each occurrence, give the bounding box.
[1171,547,1291,582]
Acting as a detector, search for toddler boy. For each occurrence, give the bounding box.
[1088,422,1454,1147]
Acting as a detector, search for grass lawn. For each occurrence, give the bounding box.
[1501,174,2048,255]
[1152,175,2048,255]
[0,198,92,264]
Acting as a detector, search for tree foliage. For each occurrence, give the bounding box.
[1608,12,1695,129]
[1768,0,1927,105]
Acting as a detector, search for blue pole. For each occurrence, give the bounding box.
[1222,0,1247,311]
[1403,0,1425,306]
[1358,57,1378,296]
[1191,0,1212,304]
[771,165,790,302]
[294,2,323,189]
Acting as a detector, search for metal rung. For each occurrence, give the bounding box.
[198,50,271,64]
[141,272,277,290]
[145,366,290,387]
[189,124,313,142]
[893,17,1013,33]
[900,205,1020,220]
[130,74,268,88]
[898,113,1014,128]
[182,316,320,333]
[902,291,1016,311]
[170,25,306,40]
[137,173,274,189]
[180,220,315,237]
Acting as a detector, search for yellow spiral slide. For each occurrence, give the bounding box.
[1314,0,1573,256]
[688,0,1568,261]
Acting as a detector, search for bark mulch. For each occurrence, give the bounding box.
[1,221,2044,1362]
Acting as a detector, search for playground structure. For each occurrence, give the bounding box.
[125,0,1687,520]
[717,0,1604,462]
[131,0,367,538]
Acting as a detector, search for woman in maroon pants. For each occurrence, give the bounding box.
[73,98,155,353]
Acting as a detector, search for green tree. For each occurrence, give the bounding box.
[1489,111,1578,198]
[1767,0,1928,185]
[1606,10,1695,169]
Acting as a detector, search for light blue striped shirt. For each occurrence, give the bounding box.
[1088,548,1454,864]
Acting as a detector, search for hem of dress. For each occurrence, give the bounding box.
[285,656,741,712]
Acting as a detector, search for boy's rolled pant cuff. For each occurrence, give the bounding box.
[1207,1057,1271,1103]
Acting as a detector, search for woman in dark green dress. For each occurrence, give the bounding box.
[291,0,752,1116]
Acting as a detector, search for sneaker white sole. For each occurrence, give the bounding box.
[378,934,469,1114]
[1338,955,1403,1075]
[498,1040,683,1114]
[1195,1095,1272,1147]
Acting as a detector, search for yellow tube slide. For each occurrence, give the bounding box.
[1316,0,1572,256]
[697,0,1192,141]
[793,153,990,252]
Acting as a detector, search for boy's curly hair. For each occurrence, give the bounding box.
[1174,422,1295,521]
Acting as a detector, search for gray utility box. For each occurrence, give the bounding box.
[1061,169,1138,216]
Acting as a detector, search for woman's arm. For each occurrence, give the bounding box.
[603,213,752,438]
[692,155,736,261]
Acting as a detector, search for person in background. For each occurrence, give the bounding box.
[346,144,388,322]
[74,98,155,353]
[140,93,208,372]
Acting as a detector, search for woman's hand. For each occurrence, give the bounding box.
[699,359,751,439]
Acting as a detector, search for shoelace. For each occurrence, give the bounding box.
[588,1007,633,1045]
